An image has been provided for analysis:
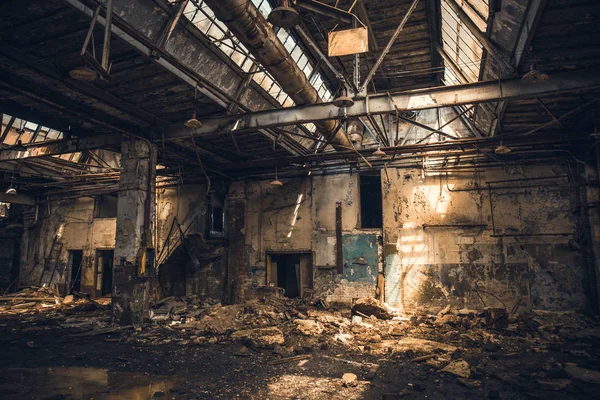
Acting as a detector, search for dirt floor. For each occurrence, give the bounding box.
[1,289,600,399]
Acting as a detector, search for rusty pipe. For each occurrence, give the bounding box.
[202,0,351,151]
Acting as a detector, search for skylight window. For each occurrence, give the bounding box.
[440,0,489,84]
[178,0,332,107]
[1,114,64,146]
[1,114,82,161]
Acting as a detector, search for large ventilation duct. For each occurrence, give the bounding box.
[202,0,351,151]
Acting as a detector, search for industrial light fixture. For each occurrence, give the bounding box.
[495,144,512,154]
[5,183,16,195]
[184,112,203,129]
[373,146,387,157]
[521,64,548,84]
[185,84,203,129]
[69,66,98,81]
[268,0,300,29]
[270,166,283,187]
[5,173,17,195]
[333,89,354,108]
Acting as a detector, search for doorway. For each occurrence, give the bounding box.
[95,249,114,297]
[266,252,312,298]
[69,250,83,292]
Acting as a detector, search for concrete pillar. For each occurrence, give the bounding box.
[584,155,600,313]
[112,139,156,325]
[225,182,246,304]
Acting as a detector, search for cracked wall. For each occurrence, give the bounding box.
[20,198,116,295]
[240,162,592,313]
[243,174,381,304]
[19,183,227,302]
[383,164,591,314]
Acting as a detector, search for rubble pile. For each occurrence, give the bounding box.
[3,288,599,397]
[123,295,600,396]
[0,286,107,316]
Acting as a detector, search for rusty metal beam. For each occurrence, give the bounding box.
[1,115,16,144]
[0,42,160,127]
[0,192,35,205]
[152,0,190,58]
[490,0,548,136]
[359,0,420,94]
[296,0,354,24]
[202,0,351,151]
[356,0,378,53]
[161,69,600,140]
[0,135,122,162]
[295,26,344,83]
[62,0,306,156]
[101,0,113,72]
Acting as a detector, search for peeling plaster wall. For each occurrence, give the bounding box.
[383,164,590,314]
[20,198,116,295]
[156,184,228,302]
[240,162,592,312]
[19,183,227,301]
[243,174,382,304]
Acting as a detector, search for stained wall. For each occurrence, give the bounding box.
[240,162,593,312]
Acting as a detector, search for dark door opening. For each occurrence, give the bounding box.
[69,250,83,292]
[360,174,383,228]
[95,250,114,296]
[266,253,312,298]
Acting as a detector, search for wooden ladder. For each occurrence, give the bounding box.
[39,234,64,285]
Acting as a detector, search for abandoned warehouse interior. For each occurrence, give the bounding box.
[1,0,600,398]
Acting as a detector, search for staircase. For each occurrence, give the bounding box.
[157,216,205,268]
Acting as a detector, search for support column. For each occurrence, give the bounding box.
[112,139,157,325]
[226,182,246,304]
[588,148,600,312]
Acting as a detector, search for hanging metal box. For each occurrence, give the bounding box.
[328,27,369,57]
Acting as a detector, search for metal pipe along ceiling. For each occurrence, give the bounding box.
[202,0,352,151]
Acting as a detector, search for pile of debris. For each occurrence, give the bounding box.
[115,294,599,395]
[0,286,106,316]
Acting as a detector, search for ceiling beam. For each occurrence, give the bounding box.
[0,42,162,127]
[0,135,122,162]
[0,191,35,205]
[62,0,307,156]
[360,0,420,94]
[160,69,600,140]
[295,0,354,24]
[490,0,548,136]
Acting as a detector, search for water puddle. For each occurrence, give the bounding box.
[0,367,179,399]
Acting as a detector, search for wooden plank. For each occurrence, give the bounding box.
[328,27,369,57]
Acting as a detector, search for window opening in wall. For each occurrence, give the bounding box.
[69,250,83,292]
[360,175,383,229]
[266,252,312,298]
[210,205,224,237]
[208,192,225,238]
[93,194,118,218]
[95,249,114,297]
